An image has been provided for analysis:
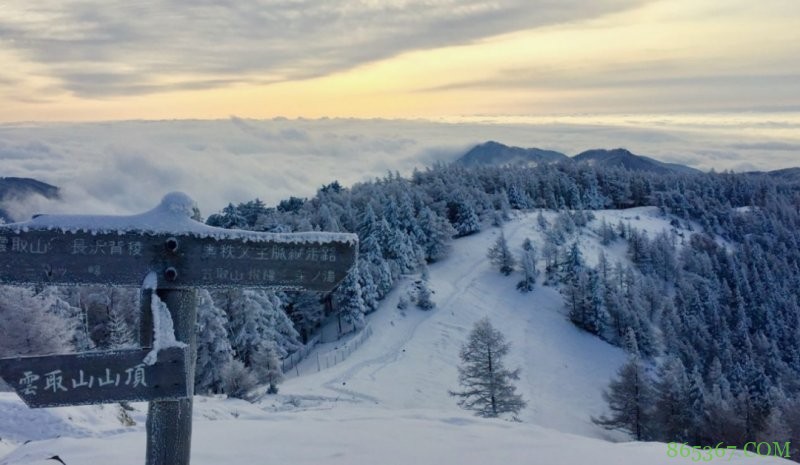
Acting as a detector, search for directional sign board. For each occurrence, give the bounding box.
[0,228,357,291]
[0,193,359,465]
[0,347,189,408]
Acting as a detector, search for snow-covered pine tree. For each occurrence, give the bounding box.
[220,359,258,400]
[283,292,325,342]
[487,231,515,275]
[397,295,409,310]
[517,241,538,292]
[447,196,480,237]
[107,304,134,349]
[562,268,604,335]
[701,376,745,445]
[449,317,526,418]
[194,289,234,394]
[416,206,454,263]
[536,210,548,230]
[652,357,692,442]
[358,258,380,313]
[219,289,265,366]
[250,341,284,394]
[507,185,528,210]
[0,286,74,357]
[377,218,416,276]
[560,241,583,283]
[497,189,511,221]
[249,290,301,358]
[598,217,617,245]
[541,241,559,283]
[360,231,394,298]
[318,204,341,232]
[40,286,94,351]
[593,356,654,440]
[333,267,366,331]
[416,278,435,310]
[218,289,300,366]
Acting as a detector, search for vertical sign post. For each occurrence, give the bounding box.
[145,288,197,465]
[0,193,358,465]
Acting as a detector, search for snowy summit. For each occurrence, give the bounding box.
[1,192,357,246]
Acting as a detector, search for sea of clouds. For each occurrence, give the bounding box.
[1,115,799,221]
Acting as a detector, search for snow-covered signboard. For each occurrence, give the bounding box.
[0,229,355,291]
[0,347,189,408]
[0,193,358,465]
[0,193,357,291]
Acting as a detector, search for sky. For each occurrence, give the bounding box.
[0,1,799,218]
[0,0,798,121]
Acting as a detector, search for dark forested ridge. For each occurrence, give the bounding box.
[457,141,701,175]
[0,177,60,222]
[3,159,800,453]
[573,148,701,175]
[456,141,568,167]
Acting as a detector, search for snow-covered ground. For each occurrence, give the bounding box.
[0,209,792,464]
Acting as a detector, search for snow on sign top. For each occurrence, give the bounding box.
[0,193,358,291]
[3,192,357,246]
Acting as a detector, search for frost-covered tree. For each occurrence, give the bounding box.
[652,357,693,442]
[517,242,538,292]
[450,318,526,418]
[221,359,258,400]
[333,268,366,331]
[283,292,324,342]
[397,295,409,310]
[360,232,394,298]
[507,185,528,210]
[378,218,417,276]
[107,304,134,349]
[562,269,604,335]
[358,259,380,313]
[560,241,584,283]
[598,217,617,245]
[416,278,436,310]
[251,341,284,394]
[318,204,341,232]
[39,286,94,351]
[194,289,234,394]
[536,210,548,230]
[447,197,480,237]
[593,356,654,440]
[487,231,515,275]
[218,289,300,366]
[0,287,73,357]
[541,241,560,283]
[416,206,454,262]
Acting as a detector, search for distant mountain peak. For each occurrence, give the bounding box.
[455,142,700,174]
[573,148,700,174]
[0,177,60,222]
[456,142,567,167]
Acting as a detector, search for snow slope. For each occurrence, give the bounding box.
[0,208,792,464]
[283,208,638,438]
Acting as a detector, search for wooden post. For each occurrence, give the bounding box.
[143,288,198,465]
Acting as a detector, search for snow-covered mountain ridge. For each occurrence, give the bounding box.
[0,208,791,465]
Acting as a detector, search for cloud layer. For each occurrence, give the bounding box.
[0,116,799,221]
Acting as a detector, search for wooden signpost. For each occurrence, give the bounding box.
[0,229,356,290]
[0,347,188,408]
[0,193,358,465]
